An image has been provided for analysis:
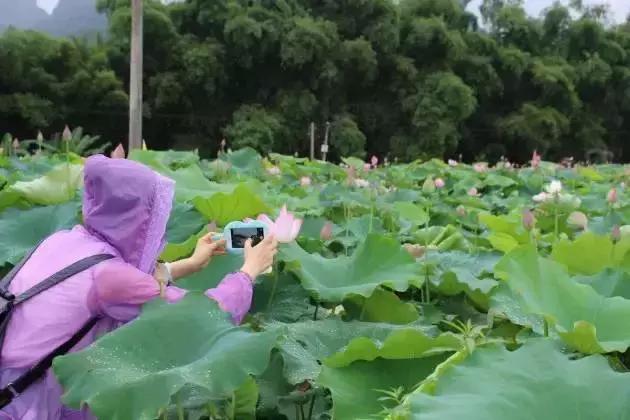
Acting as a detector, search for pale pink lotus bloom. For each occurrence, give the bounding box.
[568,211,588,230]
[320,221,333,240]
[607,188,618,204]
[371,155,378,168]
[12,138,20,149]
[363,163,372,171]
[256,205,303,243]
[448,159,458,166]
[522,209,536,230]
[532,192,550,202]
[62,125,72,141]
[300,176,312,187]
[473,163,487,173]
[467,187,480,197]
[267,166,281,176]
[354,178,370,188]
[434,178,445,189]
[531,150,541,168]
[612,225,621,242]
[110,143,126,159]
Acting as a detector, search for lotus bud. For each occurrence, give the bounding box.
[522,209,536,231]
[403,243,425,259]
[467,187,479,197]
[110,143,126,159]
[320,221,333,241]
[531,150,541,168]
[567,211,588,230]
[300,176,311,187]
[142,139,148,150]
[607,188,618,204]
[371,155,378,168]
[456,205,466,217]
[62,125,72,141]
[612,225,621,242]
[37,131,44,145]
[12,138,19,149]
[354,178,370,188]
[434,178,445,189]
[422,178,436,194]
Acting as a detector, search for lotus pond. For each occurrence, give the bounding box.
[2,148,630,419]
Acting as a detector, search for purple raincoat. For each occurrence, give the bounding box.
[0,155,253,419]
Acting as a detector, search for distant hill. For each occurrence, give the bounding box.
[0,0,106,37]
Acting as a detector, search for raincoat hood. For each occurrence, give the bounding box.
[83,155,174,273]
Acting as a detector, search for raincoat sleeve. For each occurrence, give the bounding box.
[90,260,254,324]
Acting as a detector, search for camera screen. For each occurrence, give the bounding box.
[231,227,265,248]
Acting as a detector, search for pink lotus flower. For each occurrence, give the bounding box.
[531,150,541,168]
[363,163,372,171]
[448,159,458,167]
[320,221,333,240]
[434,178,445,189]
[522,209,536,230]
[607,188,618,204]
[568,211,588,230]
[371,155,378,168]
[110,143,126,159]
[467,187,480,197]
[267,166,281,176]
[473,163,487,173]
[12,138,19,149]
[62,125,72,142]
[300,176,312,187]
[256,205,303,243]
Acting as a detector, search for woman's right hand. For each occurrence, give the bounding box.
[240,235,279,280]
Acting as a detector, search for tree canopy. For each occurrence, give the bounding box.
[2,0,630,163]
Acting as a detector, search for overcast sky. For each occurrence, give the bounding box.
[37,0,630,22]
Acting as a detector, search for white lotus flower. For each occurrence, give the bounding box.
[354,178,370,188]
[532,192,550,202]
[545,180,563,195]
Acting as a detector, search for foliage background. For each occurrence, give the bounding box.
[2,0,630,162]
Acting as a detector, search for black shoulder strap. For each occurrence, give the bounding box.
[0,250,115,409]
[0,317,98,409]
[13,254,114,305]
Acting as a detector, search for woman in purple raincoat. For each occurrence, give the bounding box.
[0,155,278,419]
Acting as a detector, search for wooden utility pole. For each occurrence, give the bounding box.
[322,121,330,162]
[309,122,315,160]
[128,0,143,150]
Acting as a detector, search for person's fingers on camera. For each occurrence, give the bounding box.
[244,238,253,251]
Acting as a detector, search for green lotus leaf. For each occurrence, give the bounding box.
[251,272,317,323]
[391,202,429,226]
[8,163,83,205]
[426,250,500,308]
[193,184,270,227]
[0,202,80,265]
[495,246,630,353]
[324,329,461,368]
[319,357,448,420]
[177,253,244,291]
[574,268,630,299]
[271,319,437,384]
[405,339,630,419]
[551,232,614,275]
[54,294,282,420]
[280,234,421,302]
[343,288,420,324]
[166,202,206,244]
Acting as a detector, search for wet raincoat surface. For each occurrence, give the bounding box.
[0,155,253,419]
